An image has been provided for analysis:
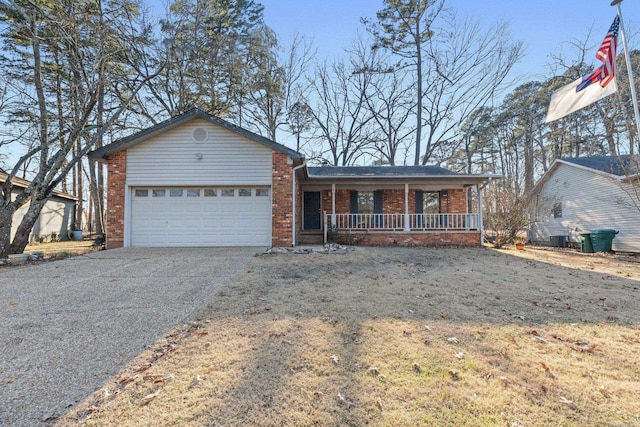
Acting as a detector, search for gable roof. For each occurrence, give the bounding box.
[88,108,304,161]
[561,155,638,176]
[532,155,640,195]
[0,171,77,202]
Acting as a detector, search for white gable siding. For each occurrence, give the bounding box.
[530,163,640,252]
[126,118,273,186]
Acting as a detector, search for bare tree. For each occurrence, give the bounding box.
[308,38,378,166]
[364,0,445,165]
[0,0,161,256]
[420,16,523,165]
[364,55,416,165]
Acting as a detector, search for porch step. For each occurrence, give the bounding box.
[298,233,324,245]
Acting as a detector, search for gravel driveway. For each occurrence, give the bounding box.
[0,247,259,427]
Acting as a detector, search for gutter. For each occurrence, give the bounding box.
[291,161,307,247]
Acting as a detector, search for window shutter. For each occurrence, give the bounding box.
[373,191,383,214]
[415,191,424,214]
[350,191,358,214]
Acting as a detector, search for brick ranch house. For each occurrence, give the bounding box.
[89,109,496,249]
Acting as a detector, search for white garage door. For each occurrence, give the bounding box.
[130,187,272,247]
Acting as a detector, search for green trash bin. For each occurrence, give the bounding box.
[589,229,619,252]
[578,232,594,253]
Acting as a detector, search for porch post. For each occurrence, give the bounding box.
[477,184,484,245]
[404,183,410,232]
[331,183,336,225]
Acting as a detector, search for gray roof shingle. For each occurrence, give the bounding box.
[562,155,638,176]
[307,165,458,178]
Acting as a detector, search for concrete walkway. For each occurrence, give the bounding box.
[0,247,260,426]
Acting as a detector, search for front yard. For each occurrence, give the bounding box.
[58,246,640,426]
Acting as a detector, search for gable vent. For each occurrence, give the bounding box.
[192,127,208,142]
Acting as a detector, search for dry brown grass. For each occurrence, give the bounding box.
[25,240,98,259]
[58,246,640,426]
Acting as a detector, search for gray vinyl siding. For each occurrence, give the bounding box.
[126,118,273,186]
[11,192,75,241]
[530,163,640,252]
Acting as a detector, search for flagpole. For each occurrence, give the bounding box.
[612,0,640,152]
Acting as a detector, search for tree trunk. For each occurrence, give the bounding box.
[11,197,47,254]
[0,205,15,257]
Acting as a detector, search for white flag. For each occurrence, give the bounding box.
[545,76,617,123]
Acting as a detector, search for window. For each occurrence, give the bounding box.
[256,188,269,197]
[221,189,235,197]
[134,189,148,197]
[357,192,375,215]
[204,189,217,197]
[170,189,183,197]
[152,189,166,197]
[423,192,440,213]
[187,189,200,197]
[239,188,252,197]
[553,202,562,218]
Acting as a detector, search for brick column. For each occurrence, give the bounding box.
[272,152,294,247]
[105,151,126,249]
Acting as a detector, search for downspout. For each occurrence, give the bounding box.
[291,160,307,247]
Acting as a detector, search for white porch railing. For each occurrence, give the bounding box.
[326,213,479,232]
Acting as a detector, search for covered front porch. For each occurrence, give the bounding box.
[297,166,496,247]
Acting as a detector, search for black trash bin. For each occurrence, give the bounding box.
[578,232,593,253]
[550,235,568,248]
[590,229,618,252]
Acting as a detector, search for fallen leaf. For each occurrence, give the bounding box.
[448,369,459,380]
[139,391,159,406]
[189,375,202,389]
[447,337,459,344]
[541,362,550,372]
[455,352,464,359]
[559,396,577,410]
[330,355,339,364]
[413,362,421,373]
[368,366,379,376]
[377,397,383,411]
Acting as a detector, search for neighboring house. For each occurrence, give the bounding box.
[0,170,77,242]
[529,155,640,252]
[89,109,496,249]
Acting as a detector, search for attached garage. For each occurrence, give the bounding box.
[89,109,304,249]
[130,187,272,247]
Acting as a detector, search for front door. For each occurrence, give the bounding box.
[303,192,321,230]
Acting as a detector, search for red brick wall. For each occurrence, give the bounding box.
[272,152,294,246]
[105,151,126,249]
[331,231,480,247]
[447,189,468,214]
[326,188,466,214]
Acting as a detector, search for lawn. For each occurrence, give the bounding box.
[24,240,99,260]
[57,246,640,426]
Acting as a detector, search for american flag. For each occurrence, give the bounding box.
[576,15,620,92]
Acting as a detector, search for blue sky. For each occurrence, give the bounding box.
[255,0,638,82]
